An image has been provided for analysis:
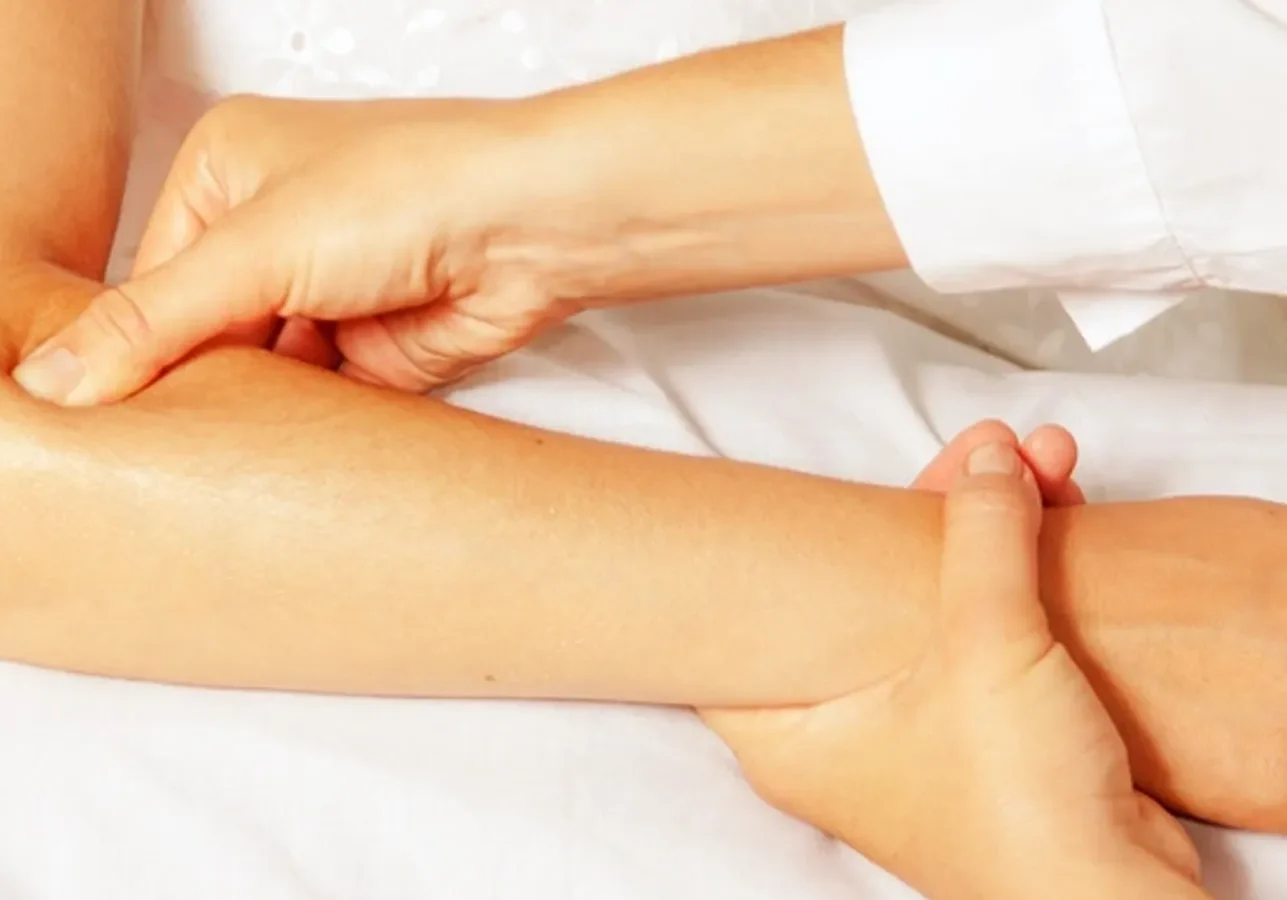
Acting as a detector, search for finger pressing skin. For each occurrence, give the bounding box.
[1022,424,1086,506]
[938,442,1049,675]
[914,421,1084,508]
[11,202,288,406]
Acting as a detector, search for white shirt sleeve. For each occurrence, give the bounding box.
[843,0,1287,347]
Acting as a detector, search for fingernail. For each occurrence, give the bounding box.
[12,346,85,403]
[966,442,1019,476]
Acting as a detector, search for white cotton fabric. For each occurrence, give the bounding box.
[843,0,1287,352]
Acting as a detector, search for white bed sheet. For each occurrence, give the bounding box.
[2,288,1285,899]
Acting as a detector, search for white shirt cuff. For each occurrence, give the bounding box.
[842,0,1197,296]
[1057,289,1186,351]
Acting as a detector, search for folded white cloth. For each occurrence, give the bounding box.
[1056,290,1187,351]
[844,0,1287,349]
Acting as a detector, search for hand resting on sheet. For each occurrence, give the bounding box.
[0,263,1285,836]
[707,435,1211,900]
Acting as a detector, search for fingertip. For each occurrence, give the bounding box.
[911,420,1019,492]
[958,442,1042,510]
[948,442,1042,527]
[964,441,1022,477]
[966,419,1020,445]
[1022,424,1087,507]
[1023,424,1078,477]
[11,341,85,404]
[10,278,190,407]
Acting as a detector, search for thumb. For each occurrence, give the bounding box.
[11,212,285,406]
[131,161,219,279]
[937,441,1051,678]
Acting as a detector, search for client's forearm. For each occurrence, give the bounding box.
[3,268,1285,722]
[5,337,1282,710]
[0,263,937,703]
[0,340,938,703]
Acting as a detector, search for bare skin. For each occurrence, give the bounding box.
[1,262,1286,841]
[708,436,1212,899]
[2,0,1286,844]
[17,27,906,401]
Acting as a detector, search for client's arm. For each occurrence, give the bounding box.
[0,0,947,706]
[3,265,1285,835]
[0,264,938,704]
[0,2,1282,834]
[0,263,1275,704]
[0,0,139,277]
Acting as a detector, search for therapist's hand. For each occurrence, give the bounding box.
[10,95,584,405]
[702,435,1207,900]
[11,26,908,407]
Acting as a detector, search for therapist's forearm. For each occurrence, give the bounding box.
[0,0,141,276]
[472,25,906,306]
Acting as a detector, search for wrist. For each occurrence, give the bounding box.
[457,26,905,309]
[1039,496,1287,831]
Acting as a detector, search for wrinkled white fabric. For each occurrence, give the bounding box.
[147,0,863,99]
[843,0,1287,354]
[1055,291,1187,352]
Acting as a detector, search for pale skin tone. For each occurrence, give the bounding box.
[15,26,908,398]
[3,2,1287,880]
[712,436,1213,899]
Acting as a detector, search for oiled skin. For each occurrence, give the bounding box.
[0,0,1283,837]
[1,262,1285,835]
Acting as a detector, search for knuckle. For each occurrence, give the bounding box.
[185,98,248,157]
[79,288,155,358]
[186,96,281,204]
[395,313,512,372]
[950,481,1030,520]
